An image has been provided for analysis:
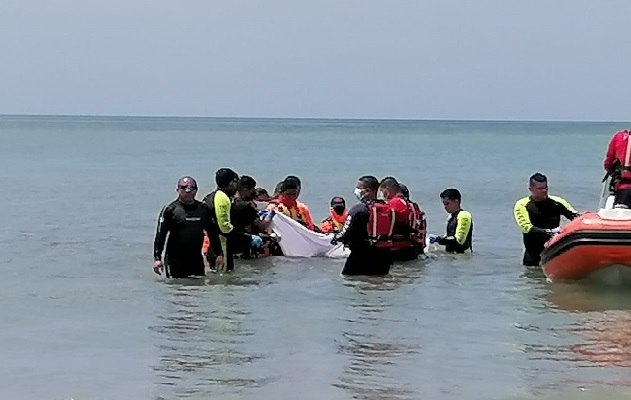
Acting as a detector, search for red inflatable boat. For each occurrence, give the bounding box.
[541,208,631,282]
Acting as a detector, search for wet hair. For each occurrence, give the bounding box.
[358,175,379,192]
[529,172,547,186]
[281,176,301,191]
[215,168,238,188]
[399,184,410,199]
[440,188,461,202]
[379,176,400,190]
[285,175,302,188]
[237,175,256,190]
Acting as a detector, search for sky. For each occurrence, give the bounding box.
[1,0,630,121]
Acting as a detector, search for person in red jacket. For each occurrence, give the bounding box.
[378,177,418,261]
[604,129,631,208]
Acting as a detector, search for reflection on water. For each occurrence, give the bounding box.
[146,256,631,400]
[150,276,272,399]
[545,283,631,372]
[334,263,426,400]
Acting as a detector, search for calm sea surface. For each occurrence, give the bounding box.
[1,115,631,400]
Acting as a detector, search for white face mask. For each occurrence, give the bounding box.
[354,187,364,200]
[377,191,386,201]
[253,201,269,211]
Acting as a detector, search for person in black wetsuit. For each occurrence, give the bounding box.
[513,172,580,266]
[429,188,473,254]
[230,175,272,258]
[153,176,223,278]
[203,168,263,273]
[332,175,394,276]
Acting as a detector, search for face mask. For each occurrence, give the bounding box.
[377,191,386,201]
[254,201,268,212]
[354,187,364,201]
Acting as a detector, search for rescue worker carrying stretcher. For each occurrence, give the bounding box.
[378,177,419,261]
[331,175,395,276]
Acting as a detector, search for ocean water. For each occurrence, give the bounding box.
[2,115,631,400]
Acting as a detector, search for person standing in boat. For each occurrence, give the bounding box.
[603,129,631,208]
[513,173,580,266]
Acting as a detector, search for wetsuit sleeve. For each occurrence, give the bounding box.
[454,211,472,245]
[202,206,223,257]
[550,196,580,220]
[513,197,536,234]
[214,191,235,234]
[436,211,472,245]
[336,205,361,243]
[153,205,172,261]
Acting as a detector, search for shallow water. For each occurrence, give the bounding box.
[1,115,631,399]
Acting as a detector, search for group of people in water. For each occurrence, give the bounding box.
[152,128,631,279]
[152,169,473,278]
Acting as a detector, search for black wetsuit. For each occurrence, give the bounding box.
[436,210,473,253]
[203,191,253,272]
[336,199,393,276]
[153,199,222,278]
[514,196,579,266]
[230,199,261,257]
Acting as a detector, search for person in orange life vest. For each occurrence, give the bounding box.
[319,196,348,233]
[399,183,428,255]
[331,175,394,276]
[285,175,316,230]
[266,176,315,230]
[378,177,418,261]
[604,129,631,208]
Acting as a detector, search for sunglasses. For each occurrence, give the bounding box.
[178,185,198,191]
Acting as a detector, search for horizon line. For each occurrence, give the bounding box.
[0,112,627,124]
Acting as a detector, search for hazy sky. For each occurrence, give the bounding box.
[2,0,630,120]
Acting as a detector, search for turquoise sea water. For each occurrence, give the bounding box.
[1,115,631,400]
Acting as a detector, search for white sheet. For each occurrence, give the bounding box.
[269,213,350,258]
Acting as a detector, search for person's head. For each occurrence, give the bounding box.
[255,188,270,201]
[272,181,284,199]
[285,175,302,196]
[355,175,379,201]
[399,183,410,200]
[237,175,257,201]
[529,172,549,201]
[278,176,300,205]
[378,176,401,200]
[176,176,198,203]
[440,188,462,213]
[330,196,346,216]
[215,168,239,196]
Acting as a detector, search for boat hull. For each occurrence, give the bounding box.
[541,210,631,282]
